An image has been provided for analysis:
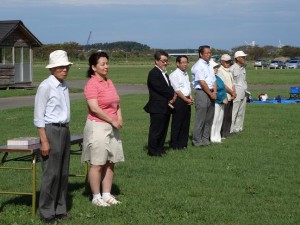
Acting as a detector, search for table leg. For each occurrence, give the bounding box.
[1,152,8,164]
[32,154,37,217]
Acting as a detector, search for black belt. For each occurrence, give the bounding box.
[196,88,214,92]
[50,123,69,127]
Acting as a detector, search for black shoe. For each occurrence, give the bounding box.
[148,152,162,157]
[56,214,71,221]
[41,216,56,224]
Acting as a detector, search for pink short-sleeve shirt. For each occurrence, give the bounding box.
[84,75,120,123]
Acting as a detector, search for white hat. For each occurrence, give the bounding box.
[210,60,220,68]
[46,50,73,69]
[234,50,247,59]
[221,54,231,61]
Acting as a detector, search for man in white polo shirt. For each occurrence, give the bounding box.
[191,45,216,146]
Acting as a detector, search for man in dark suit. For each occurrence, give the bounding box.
[144,50,176,157]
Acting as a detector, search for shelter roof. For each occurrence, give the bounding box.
[0,20,42,47]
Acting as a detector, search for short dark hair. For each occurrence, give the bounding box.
[87,51,109,78]
[198,45,210,55]
[176,55,189,63]
[154,50,168,61]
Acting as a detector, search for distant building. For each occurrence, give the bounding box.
[0,20,42,89]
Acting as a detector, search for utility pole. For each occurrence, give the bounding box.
[86,31,92,51]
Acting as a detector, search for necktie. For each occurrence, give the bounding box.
[163,72,169,86]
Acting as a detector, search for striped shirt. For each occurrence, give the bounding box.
[85,75,120,123]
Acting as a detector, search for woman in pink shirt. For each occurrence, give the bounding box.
[81,52,124,207]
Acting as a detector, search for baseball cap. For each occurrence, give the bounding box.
[221,54,231,61]
[234,51,247,59]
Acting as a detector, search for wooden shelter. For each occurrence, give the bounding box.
[0,20,42,88]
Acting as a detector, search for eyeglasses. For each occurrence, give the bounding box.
[159,59,169,64]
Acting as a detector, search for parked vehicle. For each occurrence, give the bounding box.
[286,60,300,69]
[269,60,286,69]
[254,59,269,67]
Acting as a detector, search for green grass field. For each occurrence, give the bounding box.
[0,60,299,224]
[0,60,299,99]
[0,94,300,225]
[32,60,300,85]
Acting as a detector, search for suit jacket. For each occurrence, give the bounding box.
[144,66,174,114]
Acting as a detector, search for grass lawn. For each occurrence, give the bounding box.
[0,60,299,99]
[0,88,83,98]
[32,60,300,85]
[0,94,299,225]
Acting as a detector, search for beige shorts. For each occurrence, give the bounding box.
[81,119,124,165]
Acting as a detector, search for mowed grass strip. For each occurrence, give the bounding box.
[0,60,299,99]
[32,60,300,85]
[0,94,299,224]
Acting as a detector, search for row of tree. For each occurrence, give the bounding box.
[33,41,300,61]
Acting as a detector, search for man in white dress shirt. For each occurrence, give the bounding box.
[34,50,72,223]
[169,55,193,150]
[191,45,216,146]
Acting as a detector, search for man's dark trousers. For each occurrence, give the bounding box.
[170,98,191,149]
[148,113,170,156]
[221,100,233,138]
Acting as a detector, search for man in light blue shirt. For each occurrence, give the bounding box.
[34,50,72,223]
[191,45,216,146]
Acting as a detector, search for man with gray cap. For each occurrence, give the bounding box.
[34,50,72,223]
[218,54,236,138]
[230,50,248,134]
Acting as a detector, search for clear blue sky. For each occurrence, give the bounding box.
[1,0,299,50]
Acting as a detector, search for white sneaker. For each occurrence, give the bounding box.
[92,198,110,207]
[103,195,121,205]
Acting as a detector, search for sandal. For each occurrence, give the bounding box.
[103,195,121,205]
[92,198,110,207]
